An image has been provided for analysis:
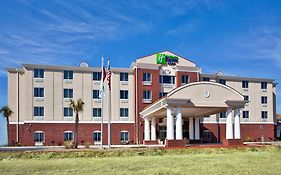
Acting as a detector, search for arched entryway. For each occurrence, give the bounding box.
[140,82,246,147]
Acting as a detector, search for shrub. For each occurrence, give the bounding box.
[64,141,74,149]
[244,137,253,142]
[84,141,91,148]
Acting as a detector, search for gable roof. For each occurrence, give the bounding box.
[136,50,197,67]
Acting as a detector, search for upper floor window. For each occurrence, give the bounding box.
[244,95,249,101]
[202,77,210,81]
[159,75,175,84]
[93,131,101,142]
[261,96,267,104]
[64,131,73,141]
[120,90,128,99]
[34,69,44,78]
[120,108,129,117]
[34,88,44,97]
[34,131,44,143]
[93,72,102,81]
[64,70,73,80]
[159,91,168,98]
[143,73,151,82]
[242,80,249,88]
[181,75,189,84]
[93,90,100,99]
[64,107,73,117]
[143,90,152,100]
[120,72,128,81]
[219,79,226,85]
[242,111,249,119]
[120,131,129,143]
[64,89,73,98]
[261,82,267,89]
[34,107,44,116]
[261,111,268,119]
[219,112,226,118]
[93,108,102,117]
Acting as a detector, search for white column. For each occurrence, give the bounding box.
[175,108,183,140]
[226,108,233,139]
[151,118,156,141]
[144,118,150,141]
[167,107,174,140]
[195,118,200,140]
[189,117,194,140]
[234,109,241,139]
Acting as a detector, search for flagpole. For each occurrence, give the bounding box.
[107,58,111,148]
[100,57,104,149]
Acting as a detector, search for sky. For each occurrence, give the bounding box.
[0,0,281,145]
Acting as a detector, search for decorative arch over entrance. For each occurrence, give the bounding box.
[140,82,247,147]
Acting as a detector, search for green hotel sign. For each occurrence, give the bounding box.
[156,53,179,65]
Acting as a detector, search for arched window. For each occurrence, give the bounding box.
[120,130,129,144]
[34,131,45,143]
[93,131,101,142]
[64,131,74,141]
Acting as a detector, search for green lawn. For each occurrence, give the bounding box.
[0,147,280,175]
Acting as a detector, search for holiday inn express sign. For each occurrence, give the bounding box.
[156,53,179,65]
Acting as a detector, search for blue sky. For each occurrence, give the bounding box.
[0,0,281,145]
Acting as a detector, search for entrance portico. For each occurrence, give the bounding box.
[140,82,246,147]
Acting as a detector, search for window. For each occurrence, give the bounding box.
[143,91,152,100]
[93,108,102,117]
[64,131,73,141]
[64,89,73,98]
[242,80,249,88]
[202,77,210,81]
[159,91,168,98]
[34,88,44,97]
[64,108,73,117]
[142,73,151,82]
[219,79,226,85]
[120,131,129,143]
[219,112,226,118]
[120,72,128,81]
[34,69,44,78]
[159,75,175,84]
[204,115,210,118]
[93,90,100,99]
[261,82,267,89]
[244,95,249,101]
[34,131,44,142]
[261,111,268,119]
[34,107,44,116]
[93,72,102,81]
[120,90,128,99]
[181,75,189,84]
[120,108,129,117]
[261,96,267,104]
[64,70,73,80]
[93,131,101,142]
[243,111,249,119]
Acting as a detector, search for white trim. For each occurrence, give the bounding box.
[201,121,275,124]
[10,120,135,124]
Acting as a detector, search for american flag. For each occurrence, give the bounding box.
[106,58,111,90]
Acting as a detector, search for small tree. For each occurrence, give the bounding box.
[69,99,84,148]
[0,106,13,146]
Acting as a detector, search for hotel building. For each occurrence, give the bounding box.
[6,51,277,147]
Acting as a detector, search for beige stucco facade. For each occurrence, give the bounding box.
[7,65,135,124]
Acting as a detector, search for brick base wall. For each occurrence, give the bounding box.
[202,123,276,143]
[9,123,135,146]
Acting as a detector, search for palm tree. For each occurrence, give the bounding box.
[0,106,13,146]
[69,99,85,148]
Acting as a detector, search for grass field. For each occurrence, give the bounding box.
[0,146,281,175]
